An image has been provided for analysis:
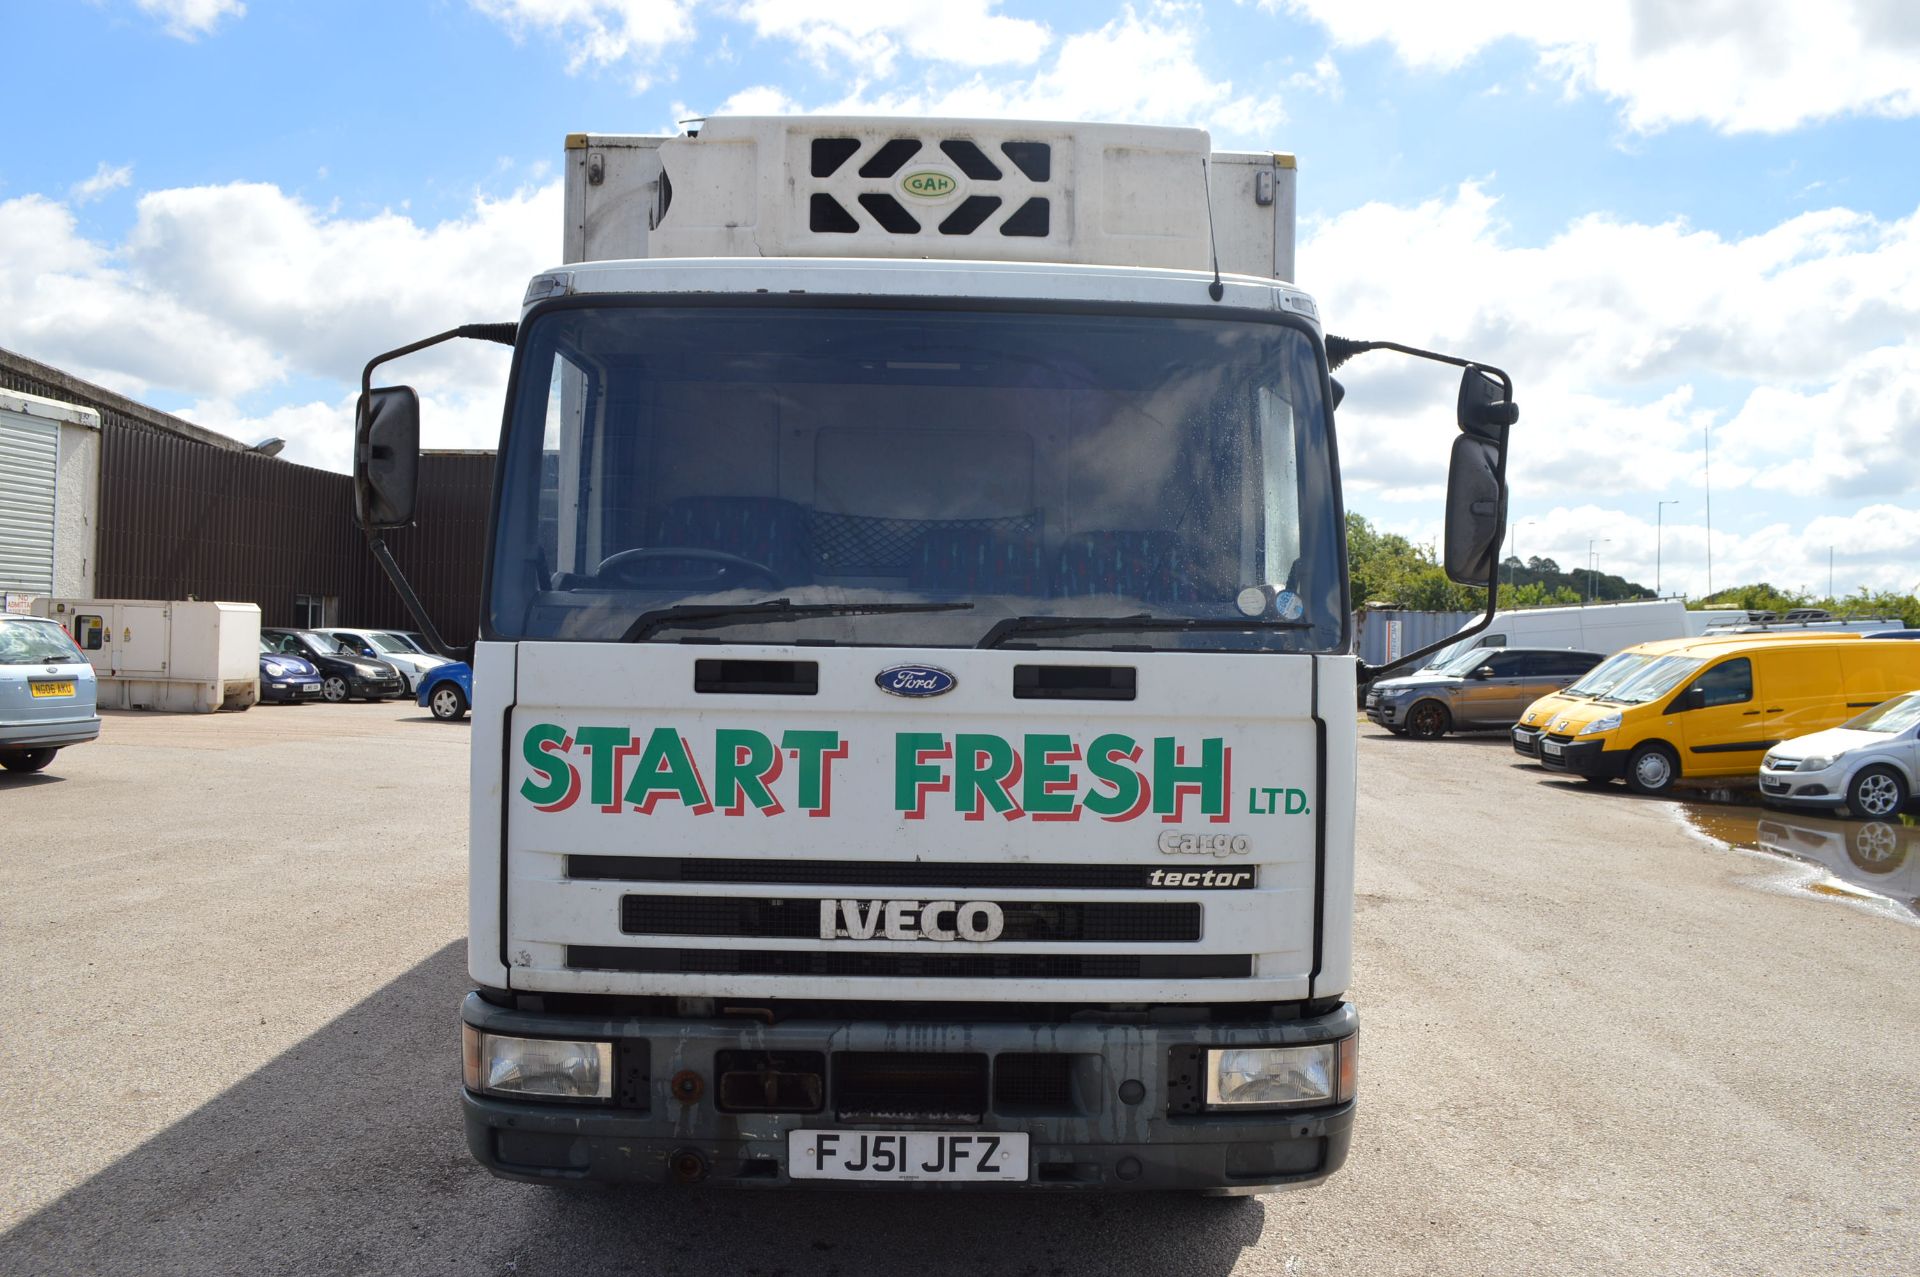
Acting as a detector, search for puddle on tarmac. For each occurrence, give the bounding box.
[1678,790,1920,924]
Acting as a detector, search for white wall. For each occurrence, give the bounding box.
[55,418,100,596]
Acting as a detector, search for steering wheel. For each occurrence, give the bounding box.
[593,547,782,590]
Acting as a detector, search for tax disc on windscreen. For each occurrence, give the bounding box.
[1273,591,1304,620]
[1236,586,1270,617]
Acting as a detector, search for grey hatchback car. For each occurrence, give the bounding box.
[1365,646,1605,738]
[0,614,100,773]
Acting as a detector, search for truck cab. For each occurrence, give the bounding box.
[354,116,1515,1191]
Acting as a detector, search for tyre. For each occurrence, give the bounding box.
[1404,701,1451,739]
[1625,742,1680,796]
[321,675,349,703]
[1843,765,1908,821]
[429,683,469,722]
[0,748,58,774]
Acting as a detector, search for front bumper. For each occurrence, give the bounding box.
[261,679,323,702]
[1363,695,1398,727]
[348,676,404,699]
[461,994,1356,1191]
[1510,724,1542,757]
[1758,767,1841,806]
[1537,736,1625,779]
[0,713,101,750]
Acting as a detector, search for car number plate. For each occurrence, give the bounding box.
[787,1129,1028,1182]
[1511,727,1527,743]
[1543,740,1563,757]
[30,681,75,698]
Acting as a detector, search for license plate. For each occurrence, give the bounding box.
[787,1129,1029,1182]
[1511,727,1527,743]
[300,683,320,693]
[1543,740,1563,757]
[30,681,75,698]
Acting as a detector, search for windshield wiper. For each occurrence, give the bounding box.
[977,614,1310,649]
[620,598,974,643]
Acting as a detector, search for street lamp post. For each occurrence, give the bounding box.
[1587,537,1611,602]
[1656,500,1678,596]
[1508,518,1537,587]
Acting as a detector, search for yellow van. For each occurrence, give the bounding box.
[1510,638,1696,761]
[1535,634,1920,795]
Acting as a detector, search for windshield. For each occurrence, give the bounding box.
[1566,651,1655,698]
[1844,692,1920,733]
[488,303,1342,651]
[383,632,429,654]
[1603,654,1704,705]
[1426,646,1498,676]
[356,632,408,655]
[0,619,82,665]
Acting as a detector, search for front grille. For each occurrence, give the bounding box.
[567,947,1250,980]
[993,1053,1075,1112]
[1766,758,1799,772]
[621,897,1200,943]
[835,1051,987,1124]
[571,855,1252,891]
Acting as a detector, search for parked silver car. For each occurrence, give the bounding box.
[0,615,100,773]
[1759,690,1920,819]
[1366,646,1605,738]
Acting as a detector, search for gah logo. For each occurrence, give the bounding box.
[900,170,959,200]
[876,665,957,698]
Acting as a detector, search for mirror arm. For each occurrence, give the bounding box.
[1348,336,1513,683]
[360,322,517,401]
[364,532,470,664]
[356,321,515,666]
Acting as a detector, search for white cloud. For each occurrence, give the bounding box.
[1498,502,1920,601]
[135,0,245,40]
[707,5,1285,139]
[182,383,509,474]
[0,180,556,466]
[469,0,695,85]
[1275,0,1920,134]
[71,163,134,205]
[733,0,1050,75]
[1307,182,1920,512]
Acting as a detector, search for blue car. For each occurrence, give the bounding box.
[258,636,323,702]
[418,661,471,721]
[0,615,100,773]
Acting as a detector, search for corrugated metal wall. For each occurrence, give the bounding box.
[1352,608,1474,667]
[3,345,493,645]
[96,430,494,644]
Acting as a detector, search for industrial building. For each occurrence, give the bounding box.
[0,346,492,646]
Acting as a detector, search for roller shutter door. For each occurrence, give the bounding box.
[0,409,58,594]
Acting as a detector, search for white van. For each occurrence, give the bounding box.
[1422,599,1719,669]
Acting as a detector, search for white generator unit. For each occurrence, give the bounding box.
[33,598,260,712]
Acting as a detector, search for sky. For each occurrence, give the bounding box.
[5,0,1920,602]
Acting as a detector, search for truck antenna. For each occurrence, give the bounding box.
[1201,159,1224,301]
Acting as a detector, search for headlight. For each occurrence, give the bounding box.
[1204,1037,1357,1109]
[1797,755,1835,771]
[462,1026,612,1100]
[263,661,287,677]
[1578,714,1621,737]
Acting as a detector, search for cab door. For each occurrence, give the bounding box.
[1454,650,1534,727]
[1671,656,1765,776]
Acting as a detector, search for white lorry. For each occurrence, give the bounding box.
[1421,598,1709,670]
[353,117,1517,1191]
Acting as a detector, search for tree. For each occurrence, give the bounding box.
[1527,556,1560,574]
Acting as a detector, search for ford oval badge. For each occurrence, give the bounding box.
[876,665,957,698]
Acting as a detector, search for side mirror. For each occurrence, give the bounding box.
[1471,665,1495,680]
[1683,686,1707,711]
[355,386,421,529]
[1442,367,1514,585]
